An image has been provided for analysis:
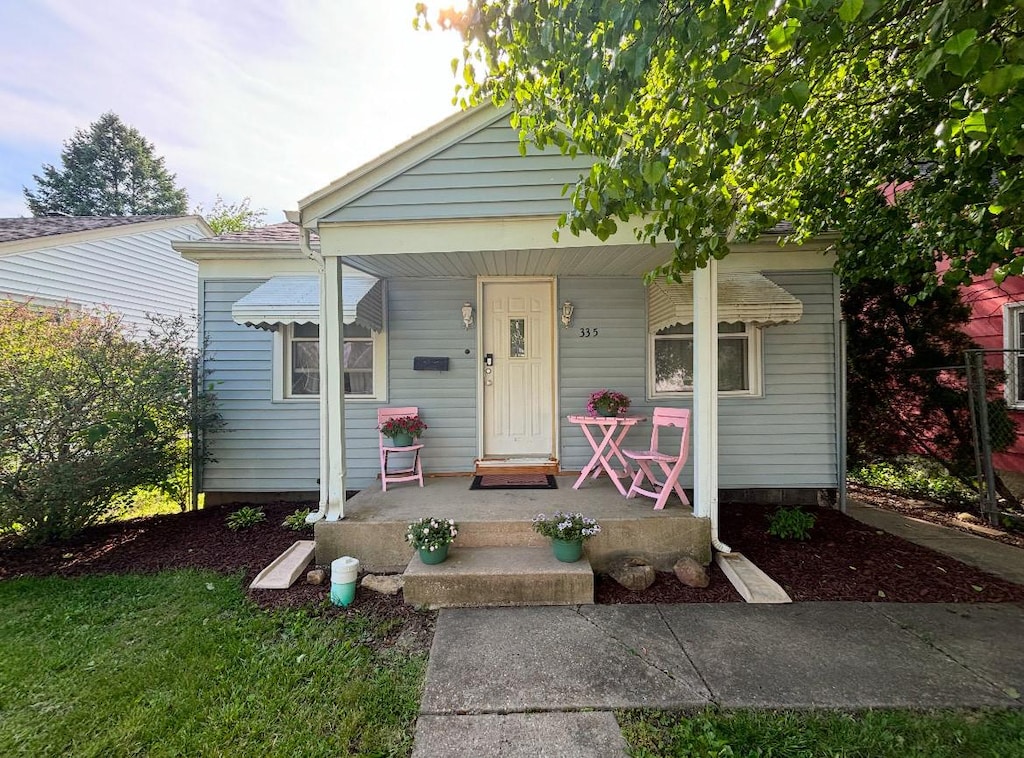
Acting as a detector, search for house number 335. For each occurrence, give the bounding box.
[578,327,599,337]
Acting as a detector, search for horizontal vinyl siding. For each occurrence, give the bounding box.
[204,271,837,493]
[386,278,479,473]
[326,121,592,223]
[558,271,839,489]
[0,225,200,330]
[201,277,480,493]
[335,279,479,485]
[202,279,319,492]
[559,277,649,470]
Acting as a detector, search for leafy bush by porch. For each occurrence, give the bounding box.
[0,571,424,757]
[0,303,219,544]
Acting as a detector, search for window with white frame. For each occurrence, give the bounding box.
[287,323,320,396]
[649,321,761,396]
[342,323,375,395]
[278,322,385,401]
[1005,303,1024,408]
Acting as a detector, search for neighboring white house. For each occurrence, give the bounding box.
[175,106,843,550]
[0,215,212,330]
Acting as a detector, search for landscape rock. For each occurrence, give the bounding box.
[956,512,980,524]
[673,557,710,588]
[607,556,655,592]
[361,574,405,595]
[306,568,326,585]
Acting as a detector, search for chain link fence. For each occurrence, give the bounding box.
[965,349,1022,524]
[850,352,1022,525]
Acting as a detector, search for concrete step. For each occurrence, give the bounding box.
[249,540,316,590]
[456,520,548,548]
[403,546,594,609]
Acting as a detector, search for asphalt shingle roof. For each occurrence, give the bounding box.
[0,215,184,244]
[203,222,318,245]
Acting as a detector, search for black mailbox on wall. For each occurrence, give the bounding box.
[413,356,450,371]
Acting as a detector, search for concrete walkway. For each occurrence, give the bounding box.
[412,602,1024,757]
[411,504,1024,756]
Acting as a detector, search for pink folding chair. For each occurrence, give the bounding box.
[378,406,424,492]
[622,408,691,510]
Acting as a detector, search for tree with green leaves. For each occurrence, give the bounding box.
[420,0,1023,297]
[844,276,1004,471]
[0,304,220,544]
[193,195,266,236]
[23,112,188,217]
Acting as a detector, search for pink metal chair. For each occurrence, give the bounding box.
[378,406,424,492]
[622,408,691,510]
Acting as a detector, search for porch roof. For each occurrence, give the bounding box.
[335,235,834,280]
[231,275,383,331]
[341,243,681,279]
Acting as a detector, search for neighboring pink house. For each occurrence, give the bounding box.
[959,269,1024,473]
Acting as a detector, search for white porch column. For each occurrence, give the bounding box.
[693,258,731,552]
[322,255,347,521]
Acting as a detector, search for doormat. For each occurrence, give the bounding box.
[470,474,558,490]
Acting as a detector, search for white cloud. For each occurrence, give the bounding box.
[0,188,28,218]
[0,0,466,220]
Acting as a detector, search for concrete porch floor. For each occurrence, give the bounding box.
[314,474,711,573]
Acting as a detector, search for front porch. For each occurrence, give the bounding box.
[313,474,710,574]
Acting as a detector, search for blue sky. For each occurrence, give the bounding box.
[0,1,466,221]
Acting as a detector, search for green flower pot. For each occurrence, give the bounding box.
[551,538,583,563]
[419,543,449,564]
[390,432,414,447]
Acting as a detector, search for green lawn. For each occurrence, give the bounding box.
[6,573,1022,758]
[0,571,425,757]
[620,708,1024,758]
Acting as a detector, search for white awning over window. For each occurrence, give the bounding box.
[231,275,383,332]
[648,272,803,332]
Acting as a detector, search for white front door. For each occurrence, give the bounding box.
[481,280,555,458]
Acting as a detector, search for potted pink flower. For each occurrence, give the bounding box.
[379,415,427,446]
[587,389,630,417]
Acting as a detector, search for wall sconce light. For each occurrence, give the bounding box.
[462,302,475,330]
[560,300,574,329]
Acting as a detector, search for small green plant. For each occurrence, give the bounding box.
[226,506,265,531]
[532,511,602,542]
[405,516,458,552]
[767,507,816,541]
[282,509,312,531]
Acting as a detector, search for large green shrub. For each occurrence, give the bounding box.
[0,303,217,544]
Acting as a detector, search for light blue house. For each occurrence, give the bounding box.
[175,106,842,549]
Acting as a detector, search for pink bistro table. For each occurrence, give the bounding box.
[567,414,648,496]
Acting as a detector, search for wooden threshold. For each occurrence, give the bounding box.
[474,458,560,476]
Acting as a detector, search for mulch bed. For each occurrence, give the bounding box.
[0,501,309,585]
[719,501,1024,603]
[598,501,1024,604]
[3,499,1024,614]
[0,500,435,652]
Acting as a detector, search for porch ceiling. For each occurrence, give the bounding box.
[341,244,672,279]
